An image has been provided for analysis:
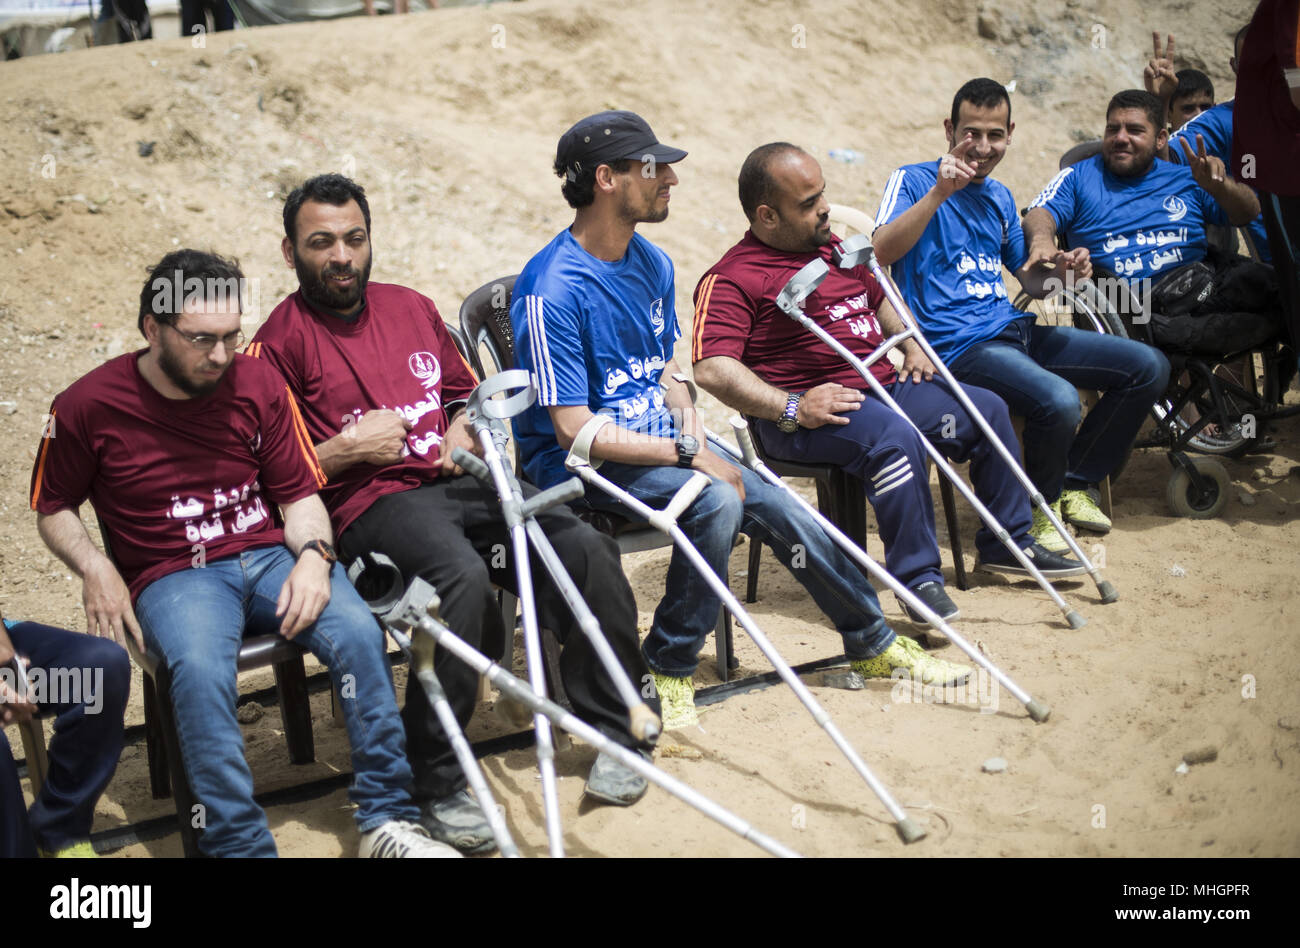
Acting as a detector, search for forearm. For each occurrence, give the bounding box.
[37,509,114,578]
[1205,178,1262,226]
[693,356,789,422]
[1021,207,1059,254]
[872,187,947,265]
[548,404,678,466]
[314,431,361,479]
[280,494,335,555]
[661,360,701,438]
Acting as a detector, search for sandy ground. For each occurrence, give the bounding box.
[3,0,1299,859]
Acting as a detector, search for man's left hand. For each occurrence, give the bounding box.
[1180,134,1226,191]
[276,553,333,639]
[899,345,936,383]
[436,411,482,477]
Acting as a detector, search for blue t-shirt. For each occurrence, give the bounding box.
[511,229,681,490]
[1028,154,1228,283]
[875,161,1029,362]
[1166,100,1273,264]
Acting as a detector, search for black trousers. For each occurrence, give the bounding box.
[339,475,654,802]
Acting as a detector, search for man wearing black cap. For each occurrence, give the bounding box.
[249,174,660,847]
[511,111,972,732]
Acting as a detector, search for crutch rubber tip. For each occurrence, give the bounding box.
[1025,699,1051,723]
[629,704,663,746]
[1066,611,1087,630]
[1098,580,1119,604]
[896,818,927,845]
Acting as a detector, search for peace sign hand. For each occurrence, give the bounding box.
[1180,133,1226,189]
[936,134,979,197]
[1143,31,1178,101]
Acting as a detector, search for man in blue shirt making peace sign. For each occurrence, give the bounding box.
[875,79,1172,553]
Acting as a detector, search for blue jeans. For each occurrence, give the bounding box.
[590,449,895,677]
[949,317,1170,501]
[135,546,417,857]
[1,622,129,856]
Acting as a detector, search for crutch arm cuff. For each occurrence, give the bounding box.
[565,414,612,471]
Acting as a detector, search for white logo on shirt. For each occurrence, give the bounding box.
[1163,196,1188,222]
[649,298,665,335]
[408,351,441,390]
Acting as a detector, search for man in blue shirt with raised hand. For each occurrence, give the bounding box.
[875,79,1171,553]
[1146,28,1274,262]
[511,111,972,731]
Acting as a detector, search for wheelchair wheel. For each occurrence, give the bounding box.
[1150,357,1261,458]
[1012,284,1128,338]
[1166,457,1231,518]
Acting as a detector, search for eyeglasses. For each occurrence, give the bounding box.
[163,323,246,353]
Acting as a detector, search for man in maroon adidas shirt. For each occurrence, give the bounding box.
[249,175,656,854]
[693,144,1083,623]
[30,249,455,858]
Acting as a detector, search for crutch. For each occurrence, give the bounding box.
[382,576,801,858]
[710,419,1051,724]
[831,234,1118,606]
[451,372,663,857]
[564,426,926,844]
[347,551,521,858]
[773,250,1099,626]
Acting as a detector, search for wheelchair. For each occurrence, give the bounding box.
[1011,268,1298,518]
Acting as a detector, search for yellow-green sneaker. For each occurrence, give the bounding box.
[852,636,972,687]
[1029,500,1070,553]
[652,673,699,730]
[1060,488,1112,534]
[40,840,97,858]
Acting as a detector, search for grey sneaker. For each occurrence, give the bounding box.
[420,789,498,855]
[584,749,651,807]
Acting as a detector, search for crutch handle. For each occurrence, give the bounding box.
[728,415,760,467]
[628,702,663,744]
[452,448,492,485]
[656,471,711,528]
[519,477,586,519]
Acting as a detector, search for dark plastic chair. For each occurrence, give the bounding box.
[456,275,740,680]
[98,521,316,858]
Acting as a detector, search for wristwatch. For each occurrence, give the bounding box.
[676,432,700,469]
[777,392,803,434]
[298,539,337,565]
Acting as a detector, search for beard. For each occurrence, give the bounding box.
[295,251,371,313]
[1104,148,1156,178]
[157,336,224,398]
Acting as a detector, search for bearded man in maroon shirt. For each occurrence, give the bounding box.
[249,175,656,854]
[30,249,455,857]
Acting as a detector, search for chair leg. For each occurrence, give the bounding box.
[273,656,316,766]
[539,628,572,752]
[142,673,172,800]
[1097,476,1113,520]
[715,609,736,682]
[154,664,203,858]
[745,536,761,603]
[938,474,969,591]
[17,720,49,798]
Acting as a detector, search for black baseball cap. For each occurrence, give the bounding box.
[555,111,688,176]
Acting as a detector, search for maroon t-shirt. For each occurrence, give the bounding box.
[1232,0,1300,196]
[692,231,898,389]
[248,283,479,535]
[30,352,327,600]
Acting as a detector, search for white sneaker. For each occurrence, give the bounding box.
[359,820,463,858]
